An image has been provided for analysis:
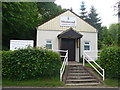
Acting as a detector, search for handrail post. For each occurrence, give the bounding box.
[66,50,68,65]
[103,69,105,80]
[58,49,68,81]
[83,52,85,66]
[60,69,62,81]
[83,57,85,66]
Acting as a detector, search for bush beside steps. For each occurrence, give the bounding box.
[2,47,61,81]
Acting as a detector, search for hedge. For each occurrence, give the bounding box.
[2,48,61,81]
[99,46,120,79]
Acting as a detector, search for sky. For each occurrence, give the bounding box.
[55,0,118,28]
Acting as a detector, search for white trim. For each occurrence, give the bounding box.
[84,41,91,51]
[37,29,97,33]
[45,39,53,50]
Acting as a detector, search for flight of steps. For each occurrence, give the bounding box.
[65,65,102,86]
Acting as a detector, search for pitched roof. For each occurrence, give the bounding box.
[37,9,97,32]
[57,27,83,39]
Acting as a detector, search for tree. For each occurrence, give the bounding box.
[2,2,40,50]
[99,23,120,48]
[37,2,66,24]
[113,1,120,23]
[100,27,113,47]
[108,23,119,46]
[2,2,65,50]
[118,23,120,46]
[88,6,102,31]
[79,1,88,21]
[87,6,102,49]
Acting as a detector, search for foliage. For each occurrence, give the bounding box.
[108,23,119,46]
[100,27,113,47]
[118,23,120,46]
[2,2,40,50]
[2,2,65,50]
[99,46,120,79]
[79,1,88,21]
[2,48,61,81]
[113,1,120,17]
[99,23,120,49]
[88,6,102,31]
[37,2,66,24]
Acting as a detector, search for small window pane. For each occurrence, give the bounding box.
[46,41,51,43]
[84,45,90,50]
[46,44,52,49]
[85,42,89,44]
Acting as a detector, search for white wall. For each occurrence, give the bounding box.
[37,30,62,50]
[37,30,98,61]
[80,32,98,60]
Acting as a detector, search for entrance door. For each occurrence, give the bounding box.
[61,38,75,61]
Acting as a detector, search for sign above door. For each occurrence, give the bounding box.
[60,16,77,27]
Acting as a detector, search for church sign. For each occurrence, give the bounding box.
[60,16,77,27]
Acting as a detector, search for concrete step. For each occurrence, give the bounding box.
[66,79,97,82]
[68,70,87,73]
[69,68,84,70]
[67,76,93,79]
[65,82,101,86]
[65,64,102,86]
[69,65,83,66]
[68,73,90,76]
[69,65,84,67]
[69,67,83,69]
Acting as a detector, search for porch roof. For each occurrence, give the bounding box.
[57,27,83,39]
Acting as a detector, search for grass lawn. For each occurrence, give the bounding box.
[2,77,64,87]
[104,79,119,87]
[2,78,119,87]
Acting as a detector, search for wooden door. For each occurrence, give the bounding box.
[61,38,75,61]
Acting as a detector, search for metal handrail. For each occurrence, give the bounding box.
[83,52,105,80]
[53,50,68,81]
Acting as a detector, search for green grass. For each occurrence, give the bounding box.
[2,77,64,87]
[83,62,119,87]
[2,77,119,87]
[104,79,119,87]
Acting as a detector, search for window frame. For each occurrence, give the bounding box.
[45,40,53,49]
[84,41,90,51]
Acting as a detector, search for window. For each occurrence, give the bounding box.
[84,41,90,51]
[46,40,52,49]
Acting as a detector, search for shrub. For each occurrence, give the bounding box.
[2,48,61,80]
[99,46,120,79]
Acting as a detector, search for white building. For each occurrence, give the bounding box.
[36,10,98,62]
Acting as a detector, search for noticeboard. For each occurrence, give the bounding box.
[10,40,34,51]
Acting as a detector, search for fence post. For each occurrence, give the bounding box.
[83,52,85,66]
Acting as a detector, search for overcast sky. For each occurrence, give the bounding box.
[55,0,118,28]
